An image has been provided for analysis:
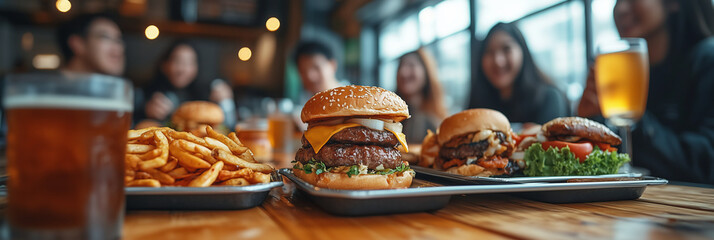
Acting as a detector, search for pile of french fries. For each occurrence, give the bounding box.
[125,126,274,187]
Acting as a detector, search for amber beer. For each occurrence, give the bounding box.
[268,116,292,152]
[4,74,132,239]
[595,47,649,125]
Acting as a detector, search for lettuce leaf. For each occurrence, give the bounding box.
[523,143,630,176]
[292,159,412,178]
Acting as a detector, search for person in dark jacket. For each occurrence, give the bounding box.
[469,22,570,124]
[578,0,714,184]
[137,40,235,127]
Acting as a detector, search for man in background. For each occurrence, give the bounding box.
[294,41,348,102]
[292,41,349,130]
[57,13,124,76]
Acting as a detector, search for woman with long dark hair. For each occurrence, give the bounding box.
[138,40,234,124]
[396,48,448,143]
[469,22,569,124]
[578,0,714,184]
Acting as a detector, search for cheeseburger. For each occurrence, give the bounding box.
[293,85,414,189]
[171,101,225,137]
[429,109,517,177]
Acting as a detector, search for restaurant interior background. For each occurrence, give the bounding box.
[0,0,703,117]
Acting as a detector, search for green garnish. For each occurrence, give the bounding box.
[346,165,360,177]
[523,143,630,176]
[292,160,412,178]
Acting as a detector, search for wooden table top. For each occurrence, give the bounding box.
[118,181,714,240]
[0,152,712,240]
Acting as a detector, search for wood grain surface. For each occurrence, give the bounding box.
[1,174,712,240]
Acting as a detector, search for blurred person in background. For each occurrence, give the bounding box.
[578,0,714,184]
[137,40,235,128]
[291,41,350,131]
[469,22,569,124]
[294,41,349,104]
[57,13,124,76]
[396,48,448,143]
[0,13,123,147]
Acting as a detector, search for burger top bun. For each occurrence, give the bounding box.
[437,108,511,145]
[542,117,622,145]
[301,85,410,123]
[171,101,225,125]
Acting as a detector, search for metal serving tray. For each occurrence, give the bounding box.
[281,168,668,215]
[280,168,453,216]
[412,166,643,183]
[126,172,283,210]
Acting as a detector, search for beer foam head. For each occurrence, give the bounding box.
[4,95,133,112]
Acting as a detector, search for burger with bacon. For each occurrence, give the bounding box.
[515,117,630,176]
[293,85,414,189]
[423,108,518,177]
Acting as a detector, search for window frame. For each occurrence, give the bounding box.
[368,0,597,109]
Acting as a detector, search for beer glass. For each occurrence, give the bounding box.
[595,38,649,173]
[267,98,294,153]
[4,73,132,239]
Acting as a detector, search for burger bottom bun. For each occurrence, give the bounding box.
[444,164,508,177]
[293,170,414,190]
[445,164,486,176]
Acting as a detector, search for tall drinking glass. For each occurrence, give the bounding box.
[595,38,649,173]
[4,73,133,239]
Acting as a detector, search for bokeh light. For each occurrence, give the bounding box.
[145,25,159,40]
[266,17,280,32]
[238,47,252,61]
[56,0,71,13]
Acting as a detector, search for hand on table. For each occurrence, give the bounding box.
[210,82,234,103]
[145,92,174,120]
[577,67,602,118]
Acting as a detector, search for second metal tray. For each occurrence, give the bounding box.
[281,168,668,215]
[412,165,643,183]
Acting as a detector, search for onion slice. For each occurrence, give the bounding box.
[384,122,403,133]
[345,118,384,130]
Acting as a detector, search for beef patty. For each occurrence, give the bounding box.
[301,127,400,147]
[296,144,402,169]
[438,131,509,160]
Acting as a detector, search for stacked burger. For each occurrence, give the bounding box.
[293,85,415,189]
[421,109,518,177]
[516,117,630,176]
[171,101,225,137]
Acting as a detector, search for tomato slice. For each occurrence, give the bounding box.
[593,142,617,152]
[513,133,535,147]
[541,141,593,163]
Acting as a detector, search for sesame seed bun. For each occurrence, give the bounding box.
[300,85,410,123]
[171,101,224,135]
[437,109,512,145]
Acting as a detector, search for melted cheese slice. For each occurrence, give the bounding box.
[304,123,409,153]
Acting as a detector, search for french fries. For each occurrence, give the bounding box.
[170,141,211,169]
[188,161,223,187]
[212,149,274,173]
[127,144,155,154]
[125,126,274,187]
[206,126,255,162]
[221,178,250,186]
[127,179,161,187]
